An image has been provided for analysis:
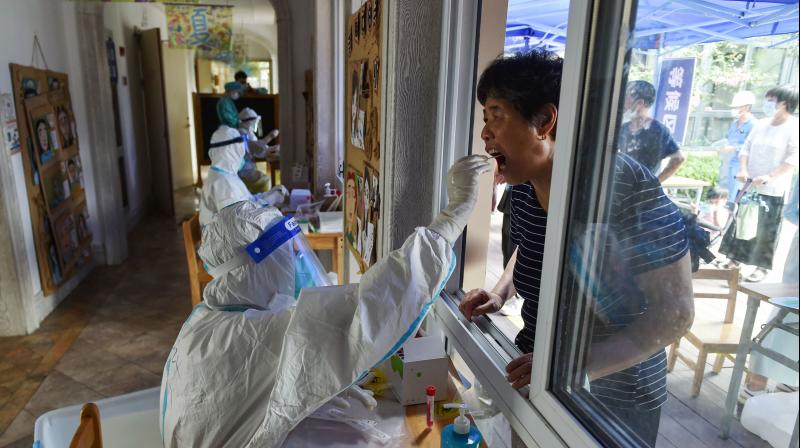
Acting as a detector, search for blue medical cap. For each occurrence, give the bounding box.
[225,81,244,93]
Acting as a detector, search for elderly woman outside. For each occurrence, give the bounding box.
[458,50,694,447]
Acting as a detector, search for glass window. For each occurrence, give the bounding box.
[546,0,799,447]
[476,0,574,352]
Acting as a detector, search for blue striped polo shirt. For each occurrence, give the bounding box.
[508,153,688,411]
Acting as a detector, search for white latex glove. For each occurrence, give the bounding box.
[429,154,493,244]
[264,129,280,144]
[254,185,289,207]
[329,385,377,410]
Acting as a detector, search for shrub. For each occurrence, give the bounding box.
[676,152,720,188]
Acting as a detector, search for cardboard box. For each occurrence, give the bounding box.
[384,336,449,405]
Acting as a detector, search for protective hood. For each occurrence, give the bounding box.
[199,202,329,311]
[209,126,246,174]
[239,107,260,138]
[199,127,252,226]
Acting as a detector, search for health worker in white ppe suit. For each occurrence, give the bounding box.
[238,107,280,194]
[160,155,492,447]
[199,125,288,226]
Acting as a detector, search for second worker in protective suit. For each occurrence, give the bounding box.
[199,125,288,227]
[238,107,280,194]
[161,154,492,447]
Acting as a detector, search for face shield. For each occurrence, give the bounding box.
[204,211,331,310]
[246,216,331,296]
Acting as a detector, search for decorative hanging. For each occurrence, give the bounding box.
[166,4,234,61]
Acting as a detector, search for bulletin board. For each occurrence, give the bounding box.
[344,0,382,274]
[9,64,92,295]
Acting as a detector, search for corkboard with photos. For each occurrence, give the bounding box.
[344,0,382,274]
[10,64,92,295]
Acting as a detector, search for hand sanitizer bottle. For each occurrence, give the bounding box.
[441,404,482,447]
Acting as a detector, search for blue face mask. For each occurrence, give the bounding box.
[762,100,777,118]
[239,158,246,171]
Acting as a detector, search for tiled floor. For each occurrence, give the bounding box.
[0,215,192,447]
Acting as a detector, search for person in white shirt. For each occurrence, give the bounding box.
[719,85,799,282]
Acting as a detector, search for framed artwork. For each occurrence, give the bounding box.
[54,104,75,149]
[54,212,79,266]
[76,203,91,242]
[64,156,83,194]
[42,165,69,211]
[11,64,91,293]
[25,96,60,165]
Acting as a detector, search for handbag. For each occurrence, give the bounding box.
[735,192,767,241]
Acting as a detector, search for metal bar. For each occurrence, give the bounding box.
[513,21,569,37]
[772,322,800,336]
[635,17,731,38]
[748,4,800,27]
[652,16,753,45]
[768,34,800,49]
[721,295,761,438]
[752,309,789,342]
[749,345,799,371]
[670,0,753,27]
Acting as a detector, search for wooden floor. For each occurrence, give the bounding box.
[659,348,770,448]
[0,216,192,447]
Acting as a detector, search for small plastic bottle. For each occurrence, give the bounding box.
[426,385,436,428]
[441,404,482,447]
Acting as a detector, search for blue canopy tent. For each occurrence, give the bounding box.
[505,0,799,52]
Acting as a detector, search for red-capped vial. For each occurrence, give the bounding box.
[426,385,436,428]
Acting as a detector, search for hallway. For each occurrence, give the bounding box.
[0,216,191,447]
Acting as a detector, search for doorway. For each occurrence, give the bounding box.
[137,28,175,218]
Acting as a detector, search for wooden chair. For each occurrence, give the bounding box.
[667,267,742,397]
[69,403,102,448]
[182,213,213,307]
[306,232,345,285]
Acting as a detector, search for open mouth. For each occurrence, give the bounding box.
[488,148,507,171]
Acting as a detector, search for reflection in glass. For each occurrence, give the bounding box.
[545,0,798,447]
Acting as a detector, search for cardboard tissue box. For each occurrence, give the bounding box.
[384,336,449,405]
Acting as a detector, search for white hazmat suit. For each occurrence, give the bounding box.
[200,125,287,226]
[161,155,492,447]
[238,107,279,194]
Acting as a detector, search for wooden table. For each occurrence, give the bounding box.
[662,175,711,207]
[401,369,489,447]
[720,282,799,445]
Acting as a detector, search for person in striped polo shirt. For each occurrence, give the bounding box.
[459,50,694,447]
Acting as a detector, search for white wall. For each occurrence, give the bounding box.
[0,0,109,333]
[0,0,73,298]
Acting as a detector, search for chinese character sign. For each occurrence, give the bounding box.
[166,4,233,61]
[654,58,696,144]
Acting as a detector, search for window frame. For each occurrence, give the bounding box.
[430,0,649,446]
